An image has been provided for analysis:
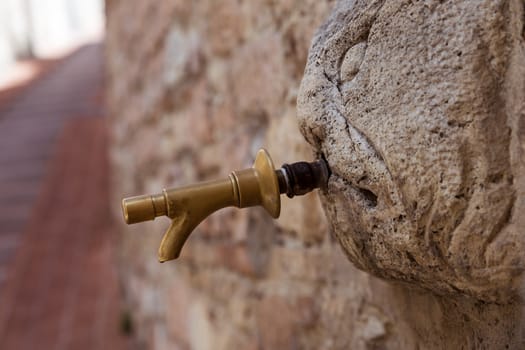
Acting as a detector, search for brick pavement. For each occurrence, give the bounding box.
[0,44,130,349]
[0,44,104,289]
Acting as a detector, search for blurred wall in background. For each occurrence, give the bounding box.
[0,0,104,76]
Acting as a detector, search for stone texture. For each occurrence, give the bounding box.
[298,0,525,303]
[107,0,525,349]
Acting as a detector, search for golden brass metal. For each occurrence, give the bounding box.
[122,149,280,262]
[122,148,330,263]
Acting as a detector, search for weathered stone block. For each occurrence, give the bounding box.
[298,0,525,303]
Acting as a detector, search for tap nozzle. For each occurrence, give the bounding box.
[121,149,329,262]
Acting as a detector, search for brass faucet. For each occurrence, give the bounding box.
[121,149,329,262]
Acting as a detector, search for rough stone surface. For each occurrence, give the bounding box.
[107,0,525,349]
[298,0,525,303]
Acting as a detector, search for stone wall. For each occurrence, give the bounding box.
[106,1,525,349]
[299,0,525,304]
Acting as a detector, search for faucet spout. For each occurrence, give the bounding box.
[122,149,281,262]
[121,149,330,262]
[157,178,238,261]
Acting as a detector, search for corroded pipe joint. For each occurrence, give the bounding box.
[278,159,330,198]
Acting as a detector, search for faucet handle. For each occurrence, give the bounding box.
[121,149,329,262]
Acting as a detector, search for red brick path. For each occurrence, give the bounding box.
[0,44,105,286]
[0,45,130,349]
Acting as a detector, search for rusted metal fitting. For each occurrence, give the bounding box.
[277,159,330,198]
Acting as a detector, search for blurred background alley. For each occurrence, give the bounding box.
[0,1,129,349]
